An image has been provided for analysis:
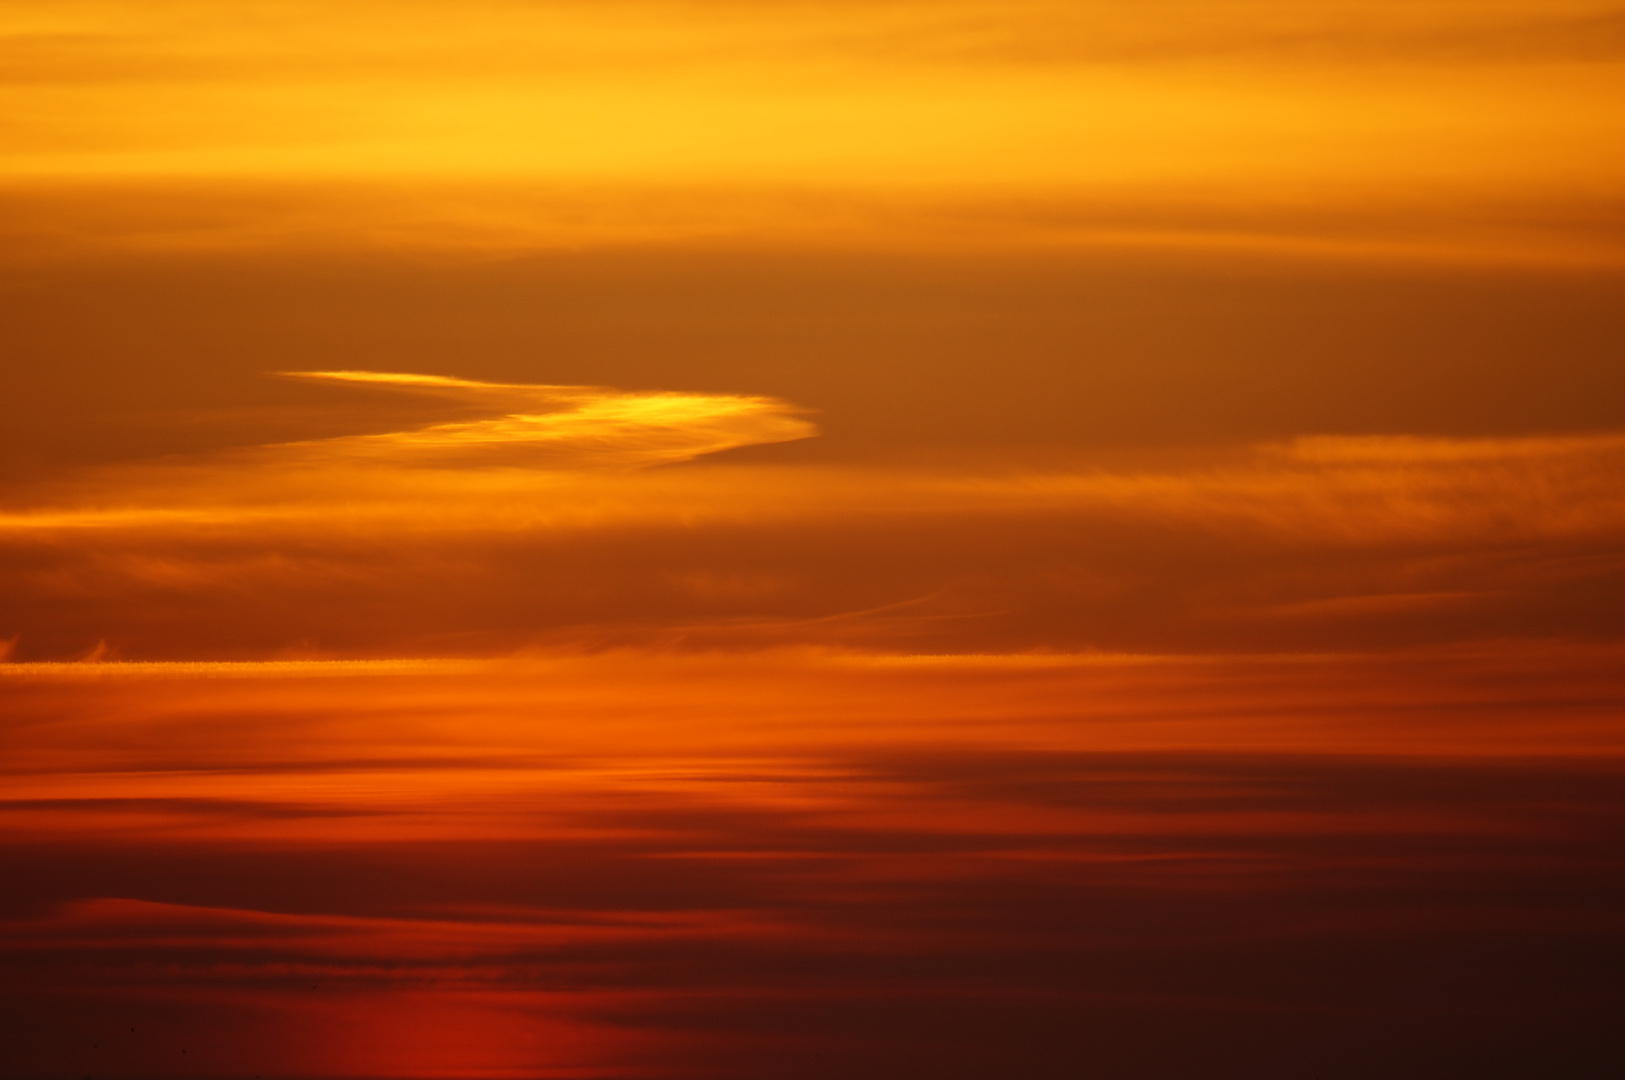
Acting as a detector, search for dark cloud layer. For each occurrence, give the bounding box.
[3,653,1623,1078]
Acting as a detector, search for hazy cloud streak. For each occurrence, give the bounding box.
[3,385,1625,658]
[265,370,817,469]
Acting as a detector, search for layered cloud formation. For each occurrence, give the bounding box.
[4,648,1623,1077]
[5,3,1624,1076]
[3,371,1625,659]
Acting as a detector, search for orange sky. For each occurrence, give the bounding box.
[3,2,1625,1077]
[5,0,1625,261]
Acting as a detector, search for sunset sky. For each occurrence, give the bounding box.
[4,2,1625,1078]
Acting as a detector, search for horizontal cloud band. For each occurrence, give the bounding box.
[1,376,1624,659]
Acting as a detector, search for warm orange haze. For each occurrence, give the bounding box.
[3,2,1625,1078]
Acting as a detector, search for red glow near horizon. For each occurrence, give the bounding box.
[5,651,1625,1076]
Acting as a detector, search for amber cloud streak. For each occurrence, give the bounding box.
[266,371,816,468]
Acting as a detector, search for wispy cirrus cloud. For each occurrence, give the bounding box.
[264,370,816,470]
